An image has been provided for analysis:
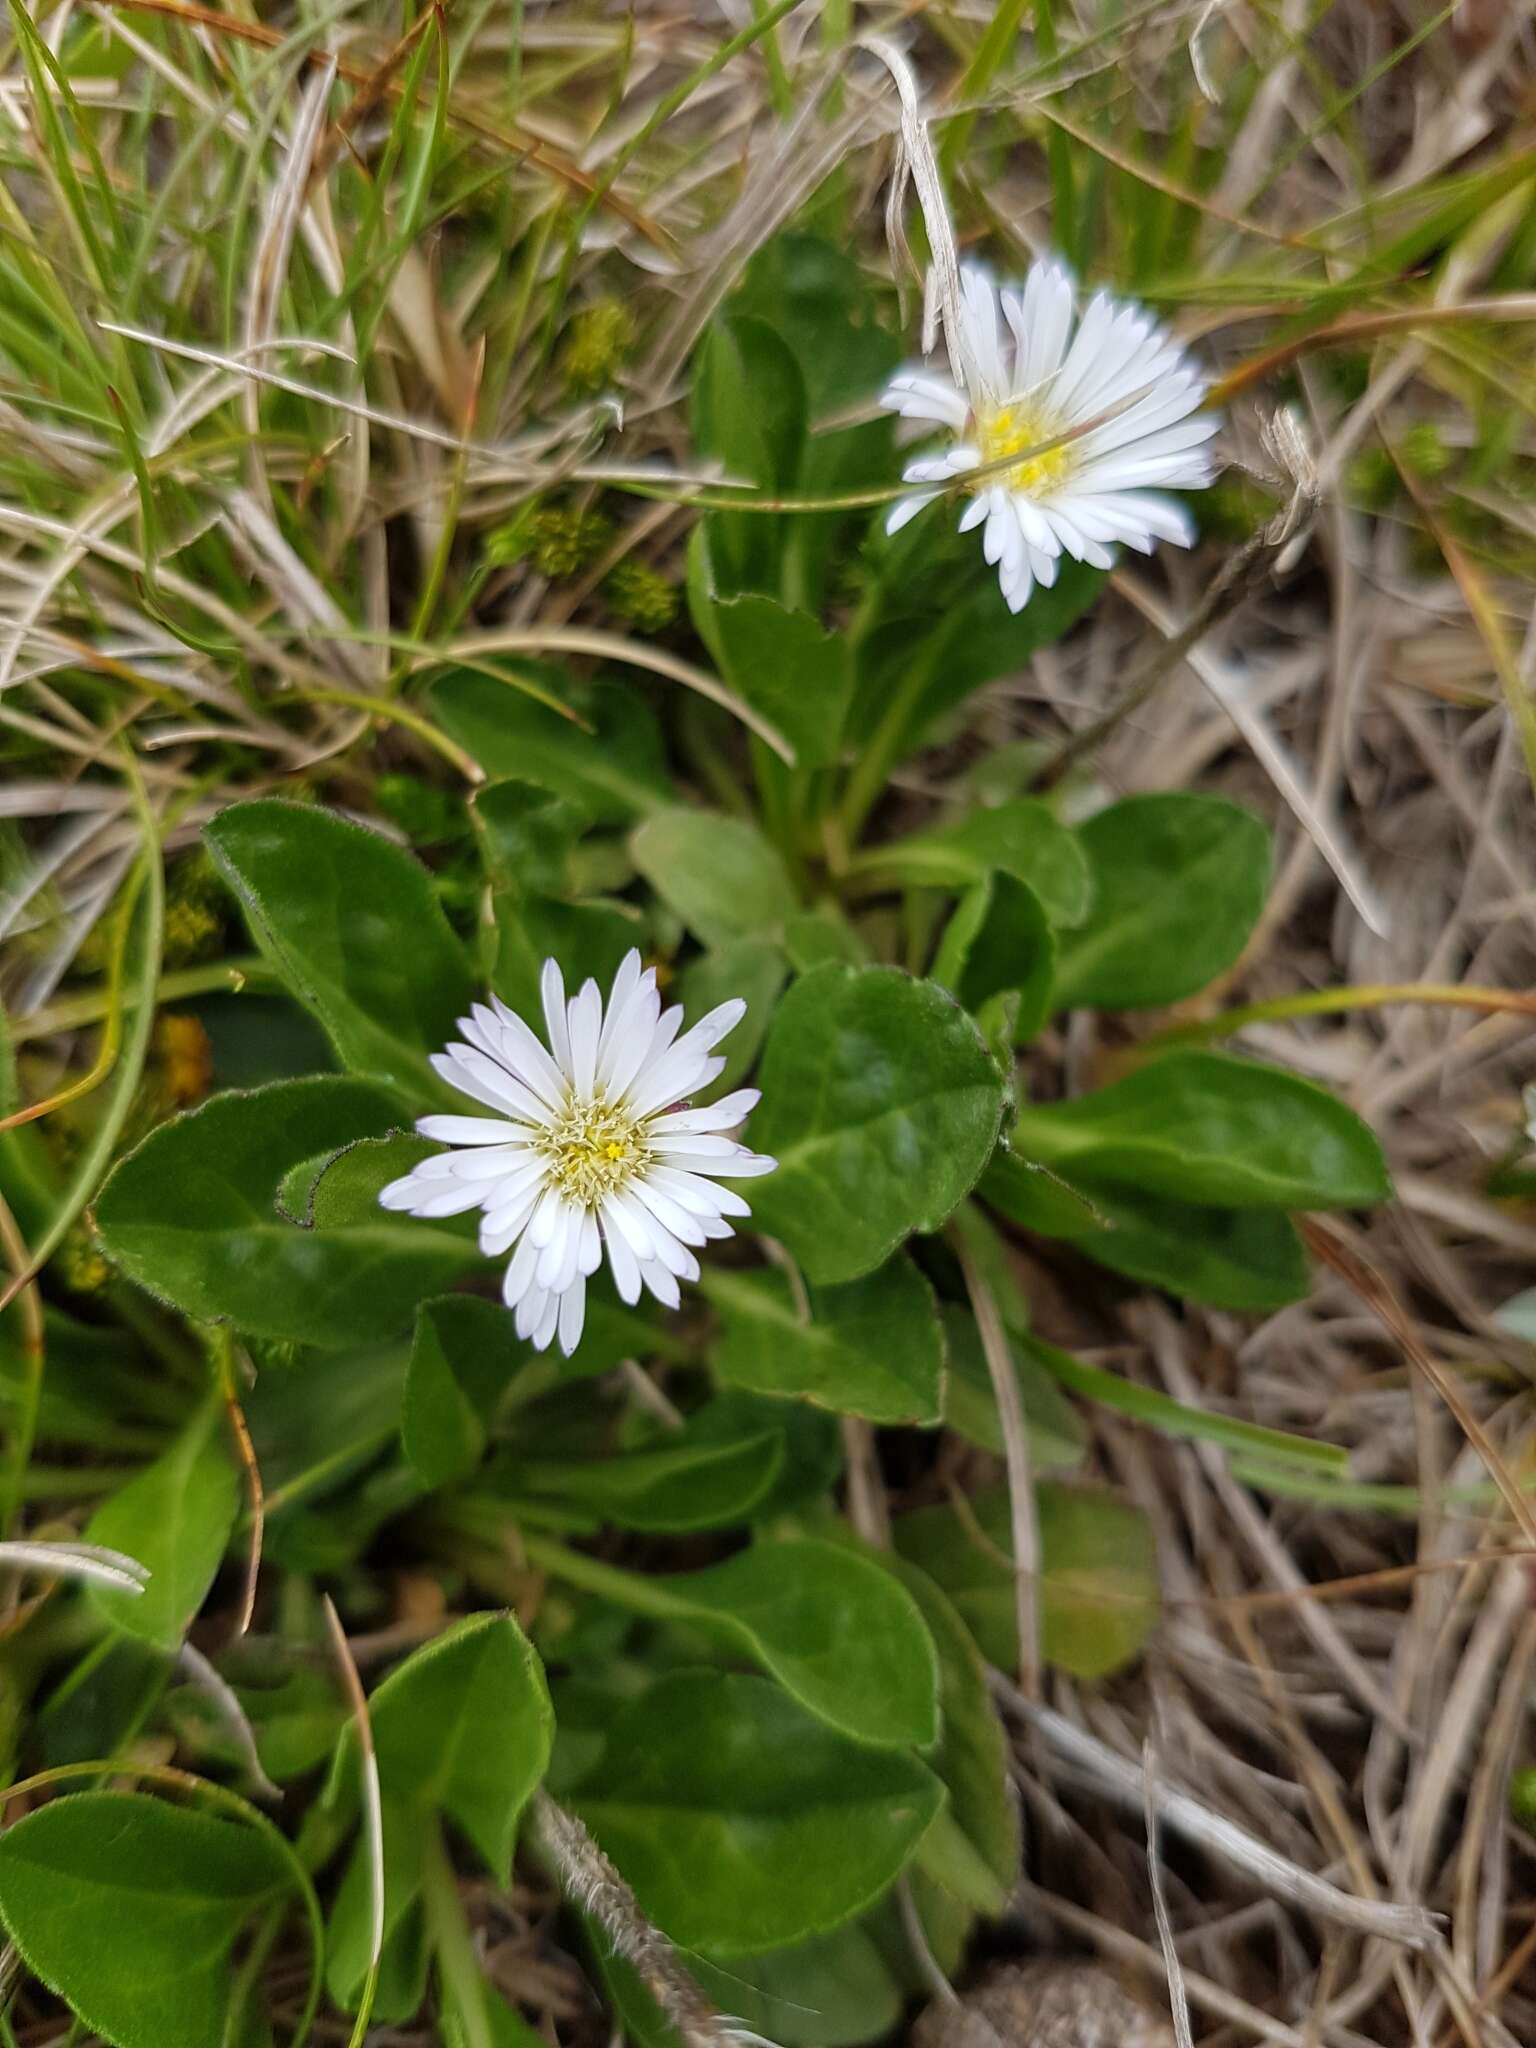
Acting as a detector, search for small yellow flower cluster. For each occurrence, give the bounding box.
[56,1223,110,1295]
[162,853,227,966]
[485,504,615,580]
[602,558,678,634]
[154,1013,213,1107]
[560,300,634,392]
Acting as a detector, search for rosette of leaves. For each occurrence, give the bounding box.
[2,236,1387,2048]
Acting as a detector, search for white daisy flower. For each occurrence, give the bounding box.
[881,260,1220,613]
[380,952,775,1357]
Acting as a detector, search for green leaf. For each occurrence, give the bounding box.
[682,1389,842,1517]
[96,1079,479,1346]
[572,1671,943,1955]
[545,1537,938,1748]
[932,874,1056,1042]
[690,1924,903,2048]
[0,1792,290,2048]
[629,807,796,949]
[858,519,1103,765]
[431,666,670,823]
[688,530,852,767]
[981,1149,1309,1311]
[677,937,785,1100]
[1052,794,1269,1009]
[205,800,473,1097]
[784,904,867,973]
[325,1796,430,2019]
[691,317,806,596]
[894,1482,1160,1681]
[471,777,588,898]
[748,967,1008,1285]
[361,1613,554,1880]
[402,1295,523,1488]
[86,1401,238,1650]
[513,1426,786,1533]
[704,1257,945,1425]
[853,801,1090,928]
[1007,1052,1390,1210]
[889,1561,1020,1909]
[939,1305,1086,1471]
[1022,1333,1350,1474]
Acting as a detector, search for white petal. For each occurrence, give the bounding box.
[579,1207,603,1276]
[536,1204,582,1290]
[886,492,936,536]
[379,1170,434,1212]
[533,1289,561,1352]
[407,1180,486,1219]
[881,369,969,430]
[431,1049,544,1126]
[540,958,571,1073]
[600,983,662,1098]
[527,1183,567,1251]
[1016,258,1075,391]
[648,1089,759,1135]
[443,1144,538,1183]
[638,1259,681,1311]
[653,1139,777,1178]
[958,266,1004,403]
[485,997,568,1107]
[601,1207,643,1304]
[514,1284,544,1341]
[648,1164,751,1219]
[566,978,602,1096]
[557,1279,587,1357]
[603,1187,657,1260]
[502,1230,541,1309]
[480,1188,539,1256]
[633,1179,707,1249]
[416,1113,526,1146]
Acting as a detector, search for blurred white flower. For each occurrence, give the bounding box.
[881,261,1219,612]
[381,952,775,1356]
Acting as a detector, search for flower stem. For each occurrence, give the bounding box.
[1139,982,1536,1053]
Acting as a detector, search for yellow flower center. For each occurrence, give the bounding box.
[974,402,1076,495]
[539,1095,648,1204]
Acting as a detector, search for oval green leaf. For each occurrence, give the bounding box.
[630,807,797,949]
[358,1612,554,1881]
[206,799,474,1097]
[850,800,1090,928]
[894,1482,1159,1681]
[85,1402,237,1651]
[0,1793,291,2048]
[1052,793,1269,1010]
[572,1671,943,1955]
[981,1148,1309,1311]
[1007,1051,1390,1210]
[748,967,1008,1285]
[402,1295,523,1489]
[431,666,670,823]
[704,1256,945,1425]
[513,1427,786,1533]
[95,1078,479,1346]
[543,1537,939,1748]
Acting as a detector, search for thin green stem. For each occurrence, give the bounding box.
[1138,982,1536,1053]
[14,957,268,1045]
[521,1530,695,1624]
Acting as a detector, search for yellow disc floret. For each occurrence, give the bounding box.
[539,1094,648,1205]
[974,403,1076,495]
